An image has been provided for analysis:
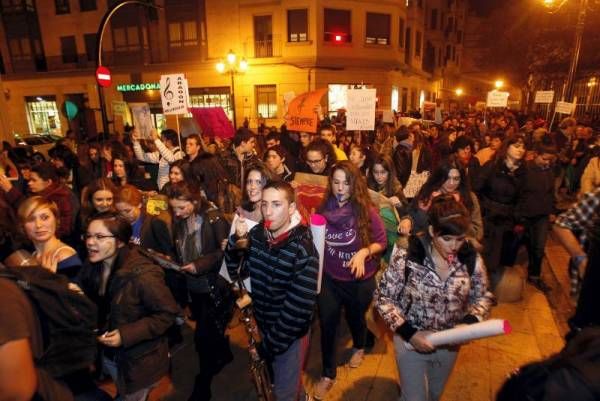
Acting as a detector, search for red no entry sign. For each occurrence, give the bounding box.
[96,66,112,88]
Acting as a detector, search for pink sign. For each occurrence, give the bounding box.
[189,107,235,139]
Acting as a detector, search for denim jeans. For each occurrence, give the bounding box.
[271,332,310,401]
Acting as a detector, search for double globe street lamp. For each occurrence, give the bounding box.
[216,50,248,129]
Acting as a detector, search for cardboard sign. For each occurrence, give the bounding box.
[382,110,394,123]
[555,101,575,114]
[293,172,328,223]
[189,107,235,139]
[486,90,509,107]
[112,101,128,116]
[160,74,189,115]
[534,90,554,104]
[284,88,327,133]
[346,88,376,131]
[129,103,154,138]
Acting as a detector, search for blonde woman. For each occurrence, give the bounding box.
[17,196,82,278]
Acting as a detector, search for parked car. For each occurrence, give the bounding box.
[13,134,63,162]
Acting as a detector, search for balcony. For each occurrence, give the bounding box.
[246,34,282,58]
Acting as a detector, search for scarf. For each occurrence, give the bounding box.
[320,197,357,232]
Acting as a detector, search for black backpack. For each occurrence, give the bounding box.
[0,265,98,379]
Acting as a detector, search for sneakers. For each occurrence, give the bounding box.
[313,377,335,400]
[348,348,365,368]
[528,277,551,293]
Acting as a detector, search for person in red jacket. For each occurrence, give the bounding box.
[0,162,76,240]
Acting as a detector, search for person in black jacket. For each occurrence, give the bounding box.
[516,141,558,292]
[225,180,319,401]
[77,212,178,401]
[165,181,232,401]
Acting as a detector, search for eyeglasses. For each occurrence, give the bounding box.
[83,233,115,241]
[306,159,324,165]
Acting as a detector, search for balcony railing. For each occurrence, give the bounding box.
[247,34,282,58]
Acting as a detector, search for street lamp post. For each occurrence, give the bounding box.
[95,0,162,136]
[216,50,248,129]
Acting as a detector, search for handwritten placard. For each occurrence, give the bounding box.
[284,88,327,133]
[160,74,189,115]
[347,89,376,131]
[534,91,554,104]
[129,103,154,139]
[486,90,509,108]
[555,100,575,114]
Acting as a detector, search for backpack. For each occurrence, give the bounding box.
[0,266,98,379]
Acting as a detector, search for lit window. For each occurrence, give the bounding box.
[256,85,277,119]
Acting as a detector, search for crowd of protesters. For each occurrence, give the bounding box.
[0,106,599,401]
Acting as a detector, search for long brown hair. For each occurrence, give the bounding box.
[324,161,374,247]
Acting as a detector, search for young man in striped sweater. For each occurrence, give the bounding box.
[225,180,319,401]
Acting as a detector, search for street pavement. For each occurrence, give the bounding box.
[102,235,572,401]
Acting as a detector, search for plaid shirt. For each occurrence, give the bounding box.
[375,242,493,333]
[555,187,600,246]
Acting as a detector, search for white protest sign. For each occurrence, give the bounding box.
[283,91,296,115]
[129,103,154,138]
[160,74,189,115]
[346,88,376,131]
[555,101,575,114]
[382,110,394,123]
[534,91,554,104]
[486,90,509,107]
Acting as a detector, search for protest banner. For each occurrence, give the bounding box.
[129,103,153,138]
[293,172,328,222]
[534,90,554,104]
[284,88,327,133]
[346,88,376,131]
[555,100,575,114]
[382,110,394,123]
[160,74,189,115]
[189,107,234,139]
[486,90,509,107]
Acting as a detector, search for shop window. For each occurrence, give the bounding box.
[61,36,78,64]
[188,89,233,122]
[25,96,61,135]
[113,26,141,52]
[324,8,351,43]
[55,0,70,14]
[288,9,308,42]
[255,85,277,119]
[398,18,405,48]
[366,13,390,45]
[415,31,422,58]
[79,0,95,11]
[84,33,96,62]
[168,21,198,48]
[9,38,32,61]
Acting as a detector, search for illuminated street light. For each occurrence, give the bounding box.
[216,50,248,128]
[495,80,504,90]
[455,88,464,96]
[587,77,597,87]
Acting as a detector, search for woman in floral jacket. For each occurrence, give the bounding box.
[375,196,494,401]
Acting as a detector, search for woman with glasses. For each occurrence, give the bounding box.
[300,139,336,176]
[375,197,493,401]
[77,212,178,401]
[313,161,387,400]
[17,196,82,278]
[165,181,232,401]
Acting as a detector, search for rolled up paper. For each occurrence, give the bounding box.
[310,214,326,293]
[405,319,512,350]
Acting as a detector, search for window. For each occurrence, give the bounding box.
[324,8,351,42]
[288,9,308,42]
[255,85,277,119]
[189,88,233,122]
[55,0,69,14]
[415,31,422,57]
[405,27,411,64]
[84,33,96,62]
[366,13,390,45]
[79,0,96,11]
[398,18,405,48]
[113,26,140,52]
[0,52,4,74]
[8,38,31,61]
[26,96,61,135]
[60,36,77,64]
[430,9,438,30]
[457,30,463,43]
[168,21,198,47]
[254,15,273,57]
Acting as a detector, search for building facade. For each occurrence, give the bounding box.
[0,0,468,142]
